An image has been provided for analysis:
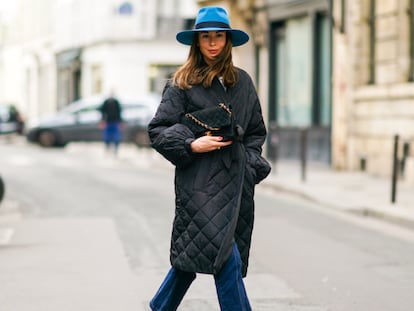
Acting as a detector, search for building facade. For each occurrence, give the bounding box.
[199,0,333,164]
[2,0,413,181]
[332,0,414,181]
[200,0,414,182]
[265,0,332,164]
[0,0,56,121]
[0,0,198,121]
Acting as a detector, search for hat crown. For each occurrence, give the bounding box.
[176,6,249,47]
[195,6,230,29]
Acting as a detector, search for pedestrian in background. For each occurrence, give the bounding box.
[8,105,24,134]
[99,92,123,154]
[147,6,271,311]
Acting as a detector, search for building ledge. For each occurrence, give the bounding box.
[354,82,414,101]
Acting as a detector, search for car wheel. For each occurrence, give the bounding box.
[0,175,5,204]
[38,130,57,147]
[133,130,150,147]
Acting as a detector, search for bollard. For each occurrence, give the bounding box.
[359,156,367,171]
[268,122,278,166]
[391,134,399,204]
[400,142,410,177]
[0,175,4,204]
[300,128,308,182]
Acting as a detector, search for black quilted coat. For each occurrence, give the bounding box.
[148,68,271,277]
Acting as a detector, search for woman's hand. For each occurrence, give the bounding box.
[190,135,232,153]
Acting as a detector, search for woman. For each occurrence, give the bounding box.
[148,6,271,311]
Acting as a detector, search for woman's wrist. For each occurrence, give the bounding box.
[185,138,195,153]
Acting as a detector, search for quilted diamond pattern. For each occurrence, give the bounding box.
[148,69,270,277]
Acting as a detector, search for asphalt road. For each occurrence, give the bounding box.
[1,139,414,311]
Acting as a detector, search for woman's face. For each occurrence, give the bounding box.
[198,31,227,65]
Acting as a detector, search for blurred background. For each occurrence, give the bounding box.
[1,1,414,310]
[1,0,413,181]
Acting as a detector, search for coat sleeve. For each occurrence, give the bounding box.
[243,79,271,184]
[147,83,196,168]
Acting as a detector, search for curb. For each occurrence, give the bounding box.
[260,179,414,231]
[347,207,414,231]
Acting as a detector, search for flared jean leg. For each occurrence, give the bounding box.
[149,267,196,311]
[214,243,252,311]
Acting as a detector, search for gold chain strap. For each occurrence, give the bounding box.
[185,103,231,131]
[185,114,220,130]
[218,103,232,114]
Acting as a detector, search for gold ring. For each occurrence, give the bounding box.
[217,146,221,150]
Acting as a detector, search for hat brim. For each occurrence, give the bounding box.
[176,28,249,47]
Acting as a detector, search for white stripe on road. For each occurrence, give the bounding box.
[5,154,36,167]
[0,228,15,245]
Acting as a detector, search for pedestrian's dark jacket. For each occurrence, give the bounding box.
[148,68,271,277]
[100,97,122,122]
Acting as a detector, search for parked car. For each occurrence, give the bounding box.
[0,104,24,135]
[26,94,160,147]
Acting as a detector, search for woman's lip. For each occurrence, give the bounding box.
[209,50,218,53]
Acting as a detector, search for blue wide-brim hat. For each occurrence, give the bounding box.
[176,6,249,47]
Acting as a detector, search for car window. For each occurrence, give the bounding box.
[122,104,152,120]
[76,105,100,114]
[0,106,9,121]
[50,96,159,124]
[76,105,101,124]
[60,98,101,115]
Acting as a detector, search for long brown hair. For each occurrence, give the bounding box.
[173,32,239,90]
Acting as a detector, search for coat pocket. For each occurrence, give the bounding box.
[245,162,257,187]
[247,153,271,184]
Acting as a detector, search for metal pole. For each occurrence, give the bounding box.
[391,134,399,204]
[301,128,308,182]
[0,175,5,204]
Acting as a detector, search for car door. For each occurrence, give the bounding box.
[57,104,102,142]
[0,105,17,134]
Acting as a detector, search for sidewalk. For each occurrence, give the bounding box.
[261,160,414,230]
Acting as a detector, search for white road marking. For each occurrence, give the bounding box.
[6,154,35,167]
[0,227,15,245]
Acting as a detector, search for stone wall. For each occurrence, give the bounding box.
[332,0,414,181]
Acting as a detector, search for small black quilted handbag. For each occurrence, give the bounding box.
[182,103,236,141]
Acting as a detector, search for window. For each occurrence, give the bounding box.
[314,12,331,126]
[157,0,181,37]
[183,18,195,30]
[272,16,312,126]
[118,2,133,15]
[272,24,286,123]
[91,65,102,95]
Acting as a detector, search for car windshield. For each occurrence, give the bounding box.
[0,105,10,121]
[58,98,102,115]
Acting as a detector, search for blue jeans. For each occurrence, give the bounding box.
[150,243,251,311]
[103,122,121,149]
